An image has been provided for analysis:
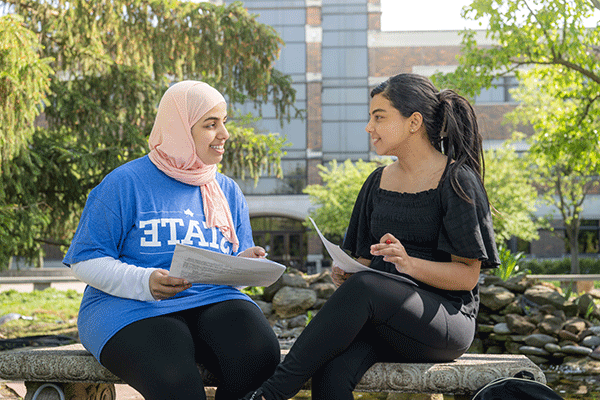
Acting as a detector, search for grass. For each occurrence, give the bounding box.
[0,289,81,340]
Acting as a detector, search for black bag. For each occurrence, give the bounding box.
[471,370,564,400]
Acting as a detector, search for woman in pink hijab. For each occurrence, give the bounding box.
[64,81,280,400]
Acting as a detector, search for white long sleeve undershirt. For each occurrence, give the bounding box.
[71,257,159,302]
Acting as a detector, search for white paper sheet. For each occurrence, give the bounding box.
[169,244,286,287]
[308,217,417,286]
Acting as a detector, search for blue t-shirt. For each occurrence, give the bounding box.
[63,156,256,361]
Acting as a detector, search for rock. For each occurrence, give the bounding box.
[263,277,285,302]
[558,330,580,342]
[581,336,600,349]
[304,270,333,285]
[272,326,283,337]
[561,345,593,356]
[492,322,511,335]
[564,318,588,335]
[485,346,504,354]
[501,300,524,315]
[272,286,317,319]
[525,355,551,365]
[588,326,600,336]
[519,346,551,357]
[309,282,336,299]
[538,316,565,335]
[480,285,516,311]
[544,343,562,353]
[578,329,594,341]
[482,275,503,286]
[281,274,309,289]
[505,341,523,354]
[312,298,327,310]
[287,314,308,329]
[478,324,495,333]
[489,333,511,342]
[254,300,272,316]
[0,313,24,325]
[524,285,569,310]
[523,333,557,347]
[589,347,600,361]
[468,338,485,353]
[539,304,557,315]
[499,275,533,293]
[506,314,536,335]
[489,314,506,324]
[577,293,598,317]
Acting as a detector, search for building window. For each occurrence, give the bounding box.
[579,220,600,254]
[251,217,307,271]
[474,76,519,104]
[556,219,600,255]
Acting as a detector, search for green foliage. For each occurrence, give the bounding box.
[240,286,264,298]
[303,159,392,241]
[0,0,297,269]
[508,69,600,274]
[432,0,600,97]
[306,310,314,326]
[0,14,52,171]
[484,139,542,244]
[221,113,290,186]
[491,243,529,281]
[520,257,600,275]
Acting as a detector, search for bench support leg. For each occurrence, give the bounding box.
[24,382,116,400]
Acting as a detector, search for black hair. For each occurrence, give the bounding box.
[370,73,485,202]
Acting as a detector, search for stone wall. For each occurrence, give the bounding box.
[477,274,600,374]
[253,269,600,373]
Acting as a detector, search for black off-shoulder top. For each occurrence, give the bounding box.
[342,164,500,317]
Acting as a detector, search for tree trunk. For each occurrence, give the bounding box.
[569,227,580,275]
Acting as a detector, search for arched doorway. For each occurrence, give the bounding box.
[250,216,307,271]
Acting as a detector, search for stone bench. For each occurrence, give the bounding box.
[0,344,546,400]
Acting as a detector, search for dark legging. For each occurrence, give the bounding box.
[100,299,280,400]
[260,271,476,400]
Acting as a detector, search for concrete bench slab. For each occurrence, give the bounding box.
[0,344,546,399]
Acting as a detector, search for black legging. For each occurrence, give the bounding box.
[260,271,476,400]
[100,299,280,400]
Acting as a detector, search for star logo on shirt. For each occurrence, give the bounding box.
[184,209,194,217]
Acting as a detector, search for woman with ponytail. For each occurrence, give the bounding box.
[63,81,280,400]
[242,73,499,400]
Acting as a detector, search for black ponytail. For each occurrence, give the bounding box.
[436,89,485,203]
[371,73,486,203]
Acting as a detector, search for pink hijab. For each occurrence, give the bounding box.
[148,81,239,252]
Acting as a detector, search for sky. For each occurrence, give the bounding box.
[380,0,600,31]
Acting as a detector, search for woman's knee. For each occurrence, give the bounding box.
[338,271,384,296]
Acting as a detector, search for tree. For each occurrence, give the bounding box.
[484,138,542,245]
[432,0,600,273]
[433,0,600,98]
[507,69,600,274]
[220,113,290,186]
[0,0,297,269]
[0,14,53,269]
[304,159,391,243]
[0,14,52,171]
